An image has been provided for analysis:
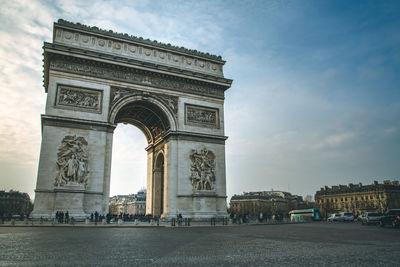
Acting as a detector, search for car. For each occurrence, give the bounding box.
[380,209,400,228]
[361,212,381,225]
[327,213,340,222]
[337,212,354,222]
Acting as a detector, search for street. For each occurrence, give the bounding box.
[0,222,399,266]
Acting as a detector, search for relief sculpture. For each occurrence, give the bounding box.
[54,135,89,187]
[185,104,218,128]
[110,87,178,117]
[190,147,216,191]
[56,85,102,113]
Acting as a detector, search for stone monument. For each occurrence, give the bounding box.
[31,19,232,219]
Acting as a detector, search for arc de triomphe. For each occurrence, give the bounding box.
[32,20,232,219]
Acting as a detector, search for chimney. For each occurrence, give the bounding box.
[358,182,362,187]
[383,180,390,185]
[392,181,399,185]
[348,183,353,188]
[373,181,378,185]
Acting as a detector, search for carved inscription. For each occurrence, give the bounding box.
[185,104,219,128]
[56,85,102,113]
[50,58,225,99]
[55,135,89,187]
[190,147,216,191]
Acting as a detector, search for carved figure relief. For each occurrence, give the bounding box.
[55,135,89,187]
[190,147,216,191]
[110,87,178,117]
[56,85,102,113]
[50,58,225,99]
[185,104,219,128]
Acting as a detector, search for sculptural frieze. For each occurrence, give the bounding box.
[185,104,219,128]
[50,58,225,99]
[190,147,216,191]
[54,135,89,187]
[110,87,178,117]
[56,85,102,113]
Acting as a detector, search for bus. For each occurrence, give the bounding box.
[289,208,321,222]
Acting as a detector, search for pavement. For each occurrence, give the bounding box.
[0,221,399,266]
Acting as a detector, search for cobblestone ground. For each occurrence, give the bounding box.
[0,222,399,266]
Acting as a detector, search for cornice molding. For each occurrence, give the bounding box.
[45,51,228,99]
[56,19,224,62]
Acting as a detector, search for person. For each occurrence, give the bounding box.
[65,211,69,223]
[178,213,183,226]
[94,211,99,223]
[259,212,263,223]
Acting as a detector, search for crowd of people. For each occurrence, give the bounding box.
[55,211,70,223]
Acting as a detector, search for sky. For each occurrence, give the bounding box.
[0,0,399,202]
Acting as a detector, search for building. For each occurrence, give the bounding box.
[315,180,400,217]
[109,189,146,216]
[229,191,313,217]
[0,190,33,217]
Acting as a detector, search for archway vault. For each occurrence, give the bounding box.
[109,95,177,145]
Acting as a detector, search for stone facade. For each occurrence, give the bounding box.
[229,191,312,217]
[0,190,33,217]
[315,180,400,217]
[109,189,146,216]
[32,20,232,219]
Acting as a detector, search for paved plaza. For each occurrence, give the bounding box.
[0,222,399,266]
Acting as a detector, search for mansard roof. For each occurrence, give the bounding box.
[315,181,400,196]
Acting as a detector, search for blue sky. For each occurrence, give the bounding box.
[0,0,399,200]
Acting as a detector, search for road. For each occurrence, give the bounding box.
[0,222,399,266]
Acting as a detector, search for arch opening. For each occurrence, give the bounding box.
[112,98,174,145]
[110,98,169,217]
[109,124,147,197]
[153,153,165,217]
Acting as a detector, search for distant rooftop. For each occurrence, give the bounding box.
[57,19,223,61]
[316,180,400,195]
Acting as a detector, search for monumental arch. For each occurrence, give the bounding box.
[32,20,232,219]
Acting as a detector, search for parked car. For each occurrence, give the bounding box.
[337,212,354,222]
[380,209,400,228]
[361,212,381,225]
[327,213,340,222]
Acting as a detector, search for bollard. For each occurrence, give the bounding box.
[135,219,138,225]
[71,217,75,226]
[85,219,90,225]
[171,218,176,226]
[157,219,159,226]
[11,219,15,226]
[102,219,106,225]
[118,219,123,225]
